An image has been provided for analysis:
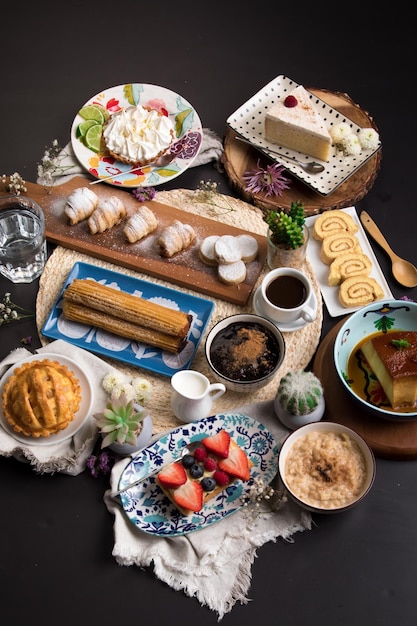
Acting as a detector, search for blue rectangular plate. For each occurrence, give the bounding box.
[41,262,215,377]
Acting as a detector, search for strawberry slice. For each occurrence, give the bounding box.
[202,430,231,459]
[157,462,187,488]
[173,480,203,513]
[218,445,251,481]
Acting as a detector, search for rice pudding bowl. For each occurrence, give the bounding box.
[279,422,375,513]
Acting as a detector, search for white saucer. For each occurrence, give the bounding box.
[252,286,318,333]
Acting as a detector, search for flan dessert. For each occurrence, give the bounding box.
[360,331,417,409]
[156,430,253,515]
[102,104,175,166]
[2,359,82,438]
[264,85,332,162]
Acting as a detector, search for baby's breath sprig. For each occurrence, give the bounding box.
[1,172,27,196]
[37,139,74,193]
[0,292,34,326]
[242,476,288,523]
[194,180,236,216]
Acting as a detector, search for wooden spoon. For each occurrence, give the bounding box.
[360,211,417,288]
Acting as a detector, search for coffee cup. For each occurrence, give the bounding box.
[171,369,226,423]
[259,267,316,324]
[0,195,46,283]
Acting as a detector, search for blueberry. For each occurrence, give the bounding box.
[189,463,204,479]
[201,477,216,492]
[182,454,195,469]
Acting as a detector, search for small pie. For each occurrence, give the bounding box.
[2,359,82,438]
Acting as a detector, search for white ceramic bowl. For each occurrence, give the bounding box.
[333,299,417,421]
[205,313,285,392]
[279,421,376,514]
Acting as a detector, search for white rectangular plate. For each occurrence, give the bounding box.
[305,207,393,317]
[226,74,381,196]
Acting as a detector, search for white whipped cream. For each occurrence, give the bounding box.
[103,105,174,163]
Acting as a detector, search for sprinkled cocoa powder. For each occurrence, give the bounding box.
[210,321,280,381]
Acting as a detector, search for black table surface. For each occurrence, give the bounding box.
[1,4,416,625]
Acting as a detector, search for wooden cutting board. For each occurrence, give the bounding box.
[222,89,382,216]
[0,177,267,306]
[313,319,417,460]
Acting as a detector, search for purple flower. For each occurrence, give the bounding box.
[132,186,156,202]
[242,159,291,197]
[86,449,115,478]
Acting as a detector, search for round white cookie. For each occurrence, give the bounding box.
[214,235,242,264]
[218,260,247,285]
[235,234,259,263]
[199,235,220,266]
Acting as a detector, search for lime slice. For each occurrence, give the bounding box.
[85,124,103,152]
[78,119,99,137]
[79,105,105,124]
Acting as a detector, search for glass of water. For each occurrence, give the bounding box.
[0,195,47,283]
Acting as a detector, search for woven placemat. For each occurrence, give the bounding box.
[36,188,323,434]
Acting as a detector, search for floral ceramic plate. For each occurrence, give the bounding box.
[226,74,381,196]
[0,353,94,446]
[118,413,279,536]
[70,83,203,187]
[41,262,214,377]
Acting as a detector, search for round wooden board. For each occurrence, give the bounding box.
[313,319,417,460]
[222,88,382,216]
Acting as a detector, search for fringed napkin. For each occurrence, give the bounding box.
[104,400,312,619]
[39,128,224,186]
[0,339,112,475]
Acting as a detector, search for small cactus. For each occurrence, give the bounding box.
[265,201,306,250]
[276,370,323,416]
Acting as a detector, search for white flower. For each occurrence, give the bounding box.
[341,134,362,156]
[111,382,136,403]
[102,371,126,394]
[131,377,153,403]
[358,127,379,150]
[330,123,353,144]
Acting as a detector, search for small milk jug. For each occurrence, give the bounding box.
[171,370,226,423]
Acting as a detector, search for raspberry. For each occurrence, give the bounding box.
[284,95,298,108]
[194,446,208,461]
[213,470,230,486]
[203,458,217,472]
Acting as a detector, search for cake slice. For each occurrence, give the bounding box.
[156,430,253,515]
[361,331,417,409]
[264,85,332,161]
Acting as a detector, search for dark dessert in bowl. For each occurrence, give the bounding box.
[205,314,285,392]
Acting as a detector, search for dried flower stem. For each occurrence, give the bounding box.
[194,180,236,216]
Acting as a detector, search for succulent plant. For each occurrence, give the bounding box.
[94,396,147,449]
[265,200,306,250]
[276,370,323,416]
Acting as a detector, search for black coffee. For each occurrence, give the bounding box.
[265,275,307,309]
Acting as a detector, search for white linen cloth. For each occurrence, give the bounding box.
[40,128,224,186]
[104,400,312,619]
[0,339,112,474]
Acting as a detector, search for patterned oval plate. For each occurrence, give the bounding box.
[71,83,202,187]
[118,413,279,536]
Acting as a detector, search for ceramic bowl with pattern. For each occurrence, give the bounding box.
[333,299,417,421]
